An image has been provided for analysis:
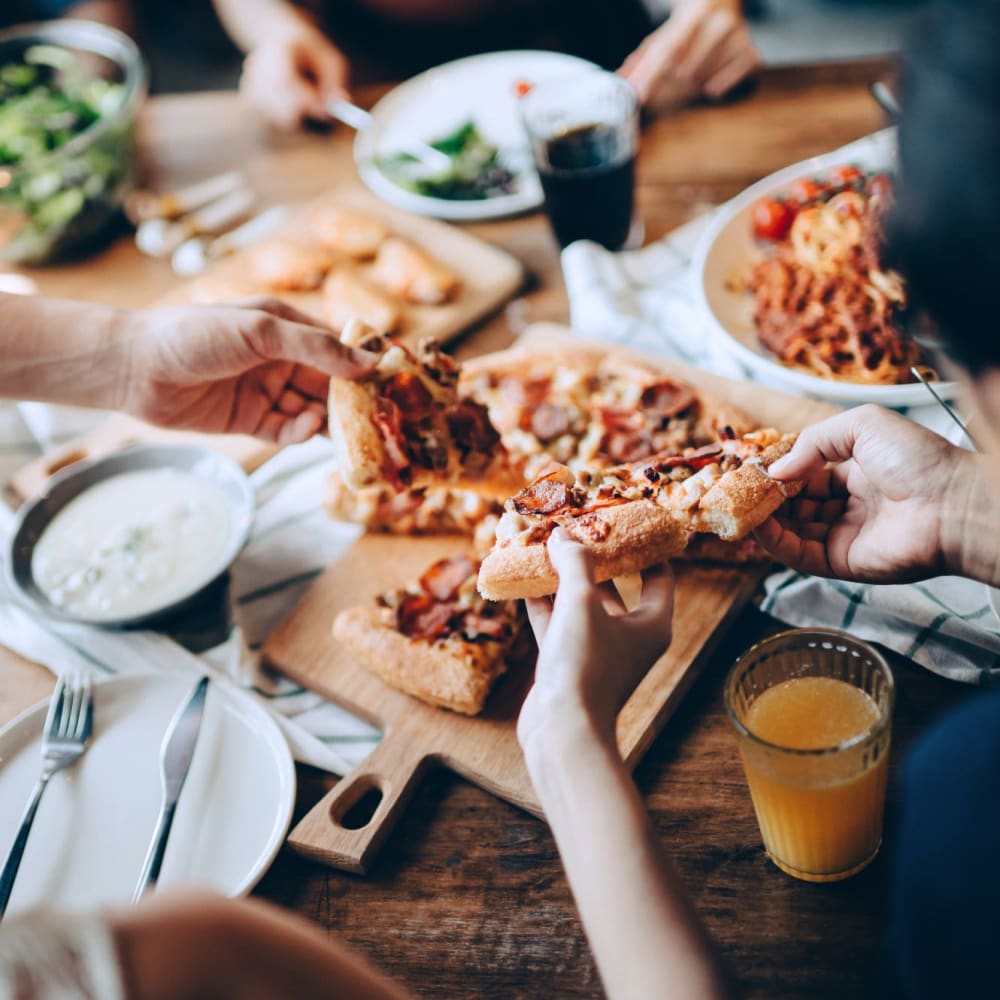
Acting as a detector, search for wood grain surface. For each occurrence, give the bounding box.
[2,59,972,1000]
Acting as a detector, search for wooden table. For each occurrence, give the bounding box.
[0,59,975,999]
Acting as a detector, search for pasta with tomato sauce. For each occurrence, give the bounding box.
[747,167,934,385]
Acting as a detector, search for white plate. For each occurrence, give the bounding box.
[355,50,599,221]
[691,128,959,406]
[0,673,294,915]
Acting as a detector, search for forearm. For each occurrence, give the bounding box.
[942,453,1000,586]
[212,0,316,51]
[0,294,129,410]
[524,714,730,1000]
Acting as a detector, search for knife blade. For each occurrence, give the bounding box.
[132,676,210,902]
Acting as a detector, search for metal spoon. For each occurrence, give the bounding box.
[326,98,452,173]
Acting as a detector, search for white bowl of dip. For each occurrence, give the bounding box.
[7,444,254,628]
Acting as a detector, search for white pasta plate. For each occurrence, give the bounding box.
[355,50,598,222]
[691,128,959,406]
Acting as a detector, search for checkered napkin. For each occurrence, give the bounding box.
[560,136,1000,685]
[0,405,380,775]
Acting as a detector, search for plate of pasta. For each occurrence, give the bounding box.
[692,129,958,405]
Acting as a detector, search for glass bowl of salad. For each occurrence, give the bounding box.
[0,20,147,265]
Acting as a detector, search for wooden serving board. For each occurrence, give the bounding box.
[263,323,841,875]
[6,185,523,506]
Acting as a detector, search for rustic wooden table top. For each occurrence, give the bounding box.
[0,58,975,999]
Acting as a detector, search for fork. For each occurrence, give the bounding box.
[0,671,93,919]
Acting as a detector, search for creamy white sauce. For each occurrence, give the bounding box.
[32,468,235,621]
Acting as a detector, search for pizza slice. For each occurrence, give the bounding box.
[333,554,523,715]
[328,320,522,494]
[324,472,501,538]
[459,342,755,477]
[477,429,801,600]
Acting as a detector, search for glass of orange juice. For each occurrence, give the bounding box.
[725,628,894,883]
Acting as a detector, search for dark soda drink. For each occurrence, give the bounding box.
[537,122,635,250]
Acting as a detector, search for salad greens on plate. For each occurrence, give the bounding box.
[376,120,519,201]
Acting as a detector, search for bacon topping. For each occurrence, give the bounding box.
[511,471,577,515]
[381,371,434,422]
[447,399,501,456]
[396,592,455,640]
[462,614,509,641]
[639,381,697,418]
[604,431,652,464]
[530,402,570,442]
[651,444,724,472]
[419,555,475,602]
[372,399,412,481]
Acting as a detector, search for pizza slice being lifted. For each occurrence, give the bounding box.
[328,319,522,494]
[477,428,803,600]
[333,554,523,715]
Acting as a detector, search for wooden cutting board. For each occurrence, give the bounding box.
[6,185,523,507]
[263,323,841,875]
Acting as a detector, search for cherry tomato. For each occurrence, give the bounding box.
[830,164,864,186]
[752,198,796,241]
[789,177,827,205]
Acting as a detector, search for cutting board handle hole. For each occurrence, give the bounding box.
[336,782,384,830]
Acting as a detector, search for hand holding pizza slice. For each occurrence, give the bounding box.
[477,428,804,600]
[328,319,522,495]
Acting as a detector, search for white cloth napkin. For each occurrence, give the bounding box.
[0,409,379,775]
[560,135,1000,684]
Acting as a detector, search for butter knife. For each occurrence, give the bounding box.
[133,676,209,902]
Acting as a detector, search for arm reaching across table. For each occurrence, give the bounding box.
[0,293,374,445]
[518,529,731,1000]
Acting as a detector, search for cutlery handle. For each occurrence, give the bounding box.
[132,800,177,903]
[0,775,50,919]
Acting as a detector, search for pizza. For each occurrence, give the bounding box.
[328,320,522,494]
[459,343,755,479]
[324,472,501,539]
[477,428,801,600]
[333,554,523,715]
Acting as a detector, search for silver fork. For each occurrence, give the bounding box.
[0,671,93,919]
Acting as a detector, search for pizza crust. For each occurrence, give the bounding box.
[328,378,385,490]
[333,606,510,715]
[694,436,803,540]
[477,500,690,600]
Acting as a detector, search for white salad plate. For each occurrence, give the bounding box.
[0,673,295,916]
[691,127,959,406]
[355,49,598,221]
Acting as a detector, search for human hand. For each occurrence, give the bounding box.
[240,19,349,129]
[620,0,760,105]
[517,530,674,755]
[119,297,374,444]
[756,404,982,584]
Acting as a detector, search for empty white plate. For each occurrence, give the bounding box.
[0,673,294,916]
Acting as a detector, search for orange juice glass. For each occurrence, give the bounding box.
[725,629,894,883]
